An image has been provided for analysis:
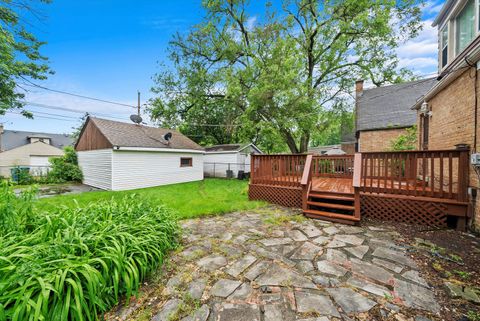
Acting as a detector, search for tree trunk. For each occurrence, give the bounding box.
[299,132,310,154]
[281,128,300,154]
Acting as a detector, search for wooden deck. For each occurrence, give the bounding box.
[312,177,354,194]
[249,150,471,229]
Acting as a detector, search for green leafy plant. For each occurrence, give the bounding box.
[10,166,34,184]
[453,270,471,280]
[48,146,83,182]
[0,182,37,235]
[0,183,180,321]
[467,310,480,321]
[390,126,417,151]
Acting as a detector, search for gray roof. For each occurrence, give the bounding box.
[356,78,437,132]
[205,144,245,152]
[1,130,73,151]
[308,144,342,155]
[88,117,204,151]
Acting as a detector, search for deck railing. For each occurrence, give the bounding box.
[359,149,469,202]
[311,155,354,178]
[250,154,307,187]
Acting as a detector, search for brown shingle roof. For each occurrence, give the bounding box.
[90,117,204,151]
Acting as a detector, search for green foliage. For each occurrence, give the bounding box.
[467,310,480,321]
[0,0,52,117]
[0,182,37,235]
[390,126,417,151]
[48,146,83,182]
[10,166,34,184]
[0,183,180,321]
[150,0,423,153]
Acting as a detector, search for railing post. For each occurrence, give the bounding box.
[353,153,362,220]
[301,154,313,210]
[457,149,469,202]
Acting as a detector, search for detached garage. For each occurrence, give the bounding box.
[204,143,262,178]
[75,117,204,191]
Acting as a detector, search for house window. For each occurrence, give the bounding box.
[180,157,193,167]
[455,0,476,55]
[441,25,449,68]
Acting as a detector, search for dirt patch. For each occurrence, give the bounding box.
[370,220,480,321]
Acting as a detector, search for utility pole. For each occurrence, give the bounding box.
[137,91,141,116]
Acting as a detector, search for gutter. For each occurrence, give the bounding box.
[113,146,205,154]
[412,41,480,110]
[432,0,455,27]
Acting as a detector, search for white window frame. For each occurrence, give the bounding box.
[440,24,449,69]
[453,0,479,56]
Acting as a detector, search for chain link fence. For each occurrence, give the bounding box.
[204,162,251,179]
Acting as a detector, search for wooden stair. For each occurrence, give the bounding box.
[303,191,359,225]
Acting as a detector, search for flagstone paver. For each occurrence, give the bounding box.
[111,208,442,321]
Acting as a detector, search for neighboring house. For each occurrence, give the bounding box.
[0,125,73,177]
[308,144,346,155]
[412,0,480,230]
[75,117,204,191]
[355,78,437,152]
[204,143,262,178]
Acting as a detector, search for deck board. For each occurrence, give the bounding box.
[312,177,354,194]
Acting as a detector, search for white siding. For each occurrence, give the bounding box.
[203,152,239,178]
[77,149,112,190]
[111,150,204,191]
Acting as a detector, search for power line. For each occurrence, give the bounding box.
[19,82,138,109]
[19,100,130,121]
[24,110,80,120]
[6,111,78,122]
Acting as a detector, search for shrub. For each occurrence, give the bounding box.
[48,146,83,183]
[10,166,34,185]
[389,126,417,151]
[0,184,180,321]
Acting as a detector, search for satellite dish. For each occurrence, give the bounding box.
[164,132,172,141]
[130,114,143,124]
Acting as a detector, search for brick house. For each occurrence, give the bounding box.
[411,0,480,231]
[355,78,437,152]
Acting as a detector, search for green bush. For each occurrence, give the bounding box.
[0,183,180,321]
[389,126,417,151]
[10,166,34,185]
[48,146,83,183]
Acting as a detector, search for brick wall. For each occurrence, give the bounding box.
[419,68,480,231]
[358,128,410,152]
[341,142,356,155]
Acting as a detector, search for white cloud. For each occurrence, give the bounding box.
[423,1,444,14]
[396,19,438,75]
[397,57,438,69]
[246,16,257,31]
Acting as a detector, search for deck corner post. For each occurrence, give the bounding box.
[301,154,313,210]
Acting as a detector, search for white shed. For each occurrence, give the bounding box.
[75,117,204,191]
[203,143,262,178]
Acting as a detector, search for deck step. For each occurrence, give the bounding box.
[303,209,360,222]
[308,193,354,202]
[306,201,354,211]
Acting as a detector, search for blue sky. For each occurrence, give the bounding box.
[1,0,444,134]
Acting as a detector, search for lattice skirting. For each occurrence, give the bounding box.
[249,184,302,208]
[361,195,449,227]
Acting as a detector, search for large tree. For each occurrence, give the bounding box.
[0,0,52,117]
[150,0,423,153]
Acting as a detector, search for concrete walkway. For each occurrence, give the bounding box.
[114,207,441,321]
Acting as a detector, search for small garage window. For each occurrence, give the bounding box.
[180,157,193,167]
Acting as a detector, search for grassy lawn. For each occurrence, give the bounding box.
[36,178,266,219]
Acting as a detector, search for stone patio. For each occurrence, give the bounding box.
[113,207,442,321]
